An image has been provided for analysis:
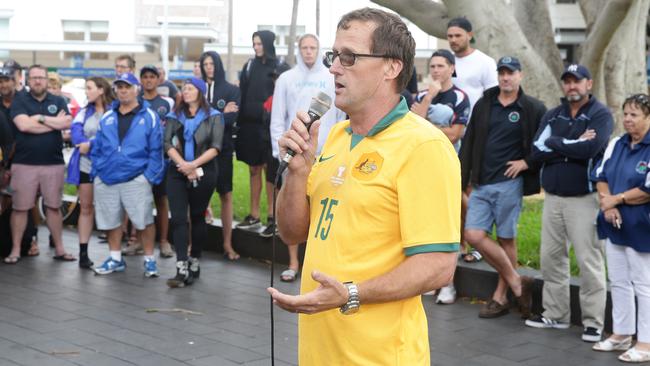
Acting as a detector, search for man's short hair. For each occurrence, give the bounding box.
[337,7,415,92]
[27,64,47,76]
[115,54,136,69]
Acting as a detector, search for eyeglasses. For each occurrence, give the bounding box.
[323,50,394,68]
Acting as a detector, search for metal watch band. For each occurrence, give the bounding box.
[340,281,360,315]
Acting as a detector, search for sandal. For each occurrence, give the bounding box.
[619,347,650,363]
[3,256,20,264]
[223,251,240,261]
[593,336,632,352]
[27,241,40,256]
[462,250,483,263]
[280,268,298,282]
[53,253,77,262]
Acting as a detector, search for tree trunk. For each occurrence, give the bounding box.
[371,0,449,38]
[603,0,650,133]
[513,0,564,77]
[286,0,300,66]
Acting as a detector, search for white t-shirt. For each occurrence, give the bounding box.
[452,49,498,113]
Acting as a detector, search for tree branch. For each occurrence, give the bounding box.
[578,0,608,34]
[579,0,633,73]
[371,0,449,38]
[512,0,564,76]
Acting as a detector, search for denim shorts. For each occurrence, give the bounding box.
[465,177,523,239]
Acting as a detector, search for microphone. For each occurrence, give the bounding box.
[277,92,332,174]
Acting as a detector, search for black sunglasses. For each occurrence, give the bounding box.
[323,50,394,68]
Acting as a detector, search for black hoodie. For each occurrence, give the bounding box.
[199,51,240,154]
[239,30,290,124]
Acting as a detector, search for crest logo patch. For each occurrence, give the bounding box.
[352,151,384,181]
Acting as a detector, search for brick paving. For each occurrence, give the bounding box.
[0,227,621,365]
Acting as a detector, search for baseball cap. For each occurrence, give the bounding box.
[184,77,207,95]
[447,17,472,32]
[430,49,457,77]
[3,59,22,72]
[0,68,13,79]
[497,56,521,71]
[561,64,591,81]
[140,64,160,77]
[113,72,140,87]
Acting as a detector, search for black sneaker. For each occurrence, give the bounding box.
[166,261,193,288]
[525,314,570,329]
[260,217,278,238]
[78,255,94,269]
[582,327,602,342]
[188,257,200,279]
[235,215,262,230]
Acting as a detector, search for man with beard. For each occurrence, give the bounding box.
[446,17,497,112]
[199,50,241,260]
[527,64,612,343]
[5,65,74,264]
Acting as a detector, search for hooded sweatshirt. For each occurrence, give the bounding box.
[239,30,290,124]
[270,35,346,158]
[199,51,240,153]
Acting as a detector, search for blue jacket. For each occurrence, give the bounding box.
[66,104,96,185]
[591,132,650,252]
[531,96,613,196]
[90,100,164,185]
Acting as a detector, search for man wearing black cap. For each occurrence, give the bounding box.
[411,49,471,305]
[3,59,24,92]
[446,17,497,112]
[412,49,470,153]
[138,64,174,259]
[527,64,612,342]
[460,56,546,319]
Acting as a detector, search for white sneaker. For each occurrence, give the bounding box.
[436,284,457,304]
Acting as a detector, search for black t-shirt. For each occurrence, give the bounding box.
[10,91,69,165]
[117,104,141,143]
[479,98,524,185]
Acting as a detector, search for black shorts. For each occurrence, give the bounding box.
[216,151,233,194]
[79,171,92,184]
[265,154,281,186]
[235,123,271,166]
[153,173,168,198]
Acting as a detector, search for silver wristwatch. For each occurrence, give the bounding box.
[340,281,360,315]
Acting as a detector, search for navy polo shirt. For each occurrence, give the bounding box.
[592,132,650,252]
[479,97,524,185]
[143,95,171,123]
[10,91,69,165]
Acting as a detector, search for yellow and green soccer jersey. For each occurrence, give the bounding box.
[299,98,461,366]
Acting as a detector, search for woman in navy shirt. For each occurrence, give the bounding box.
[591,94,650,362]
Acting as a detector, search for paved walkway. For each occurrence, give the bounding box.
[0,228,621,366]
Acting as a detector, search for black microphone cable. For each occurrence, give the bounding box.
[270,168,281,366]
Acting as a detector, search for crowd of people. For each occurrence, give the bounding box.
[0,8,649,364]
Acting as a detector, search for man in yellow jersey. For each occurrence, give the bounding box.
[267,8,460,366]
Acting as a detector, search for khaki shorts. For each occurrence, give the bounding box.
[10,164,65,211]
[93,174,154,231]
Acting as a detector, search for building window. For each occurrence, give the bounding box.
[62,20,109,61]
